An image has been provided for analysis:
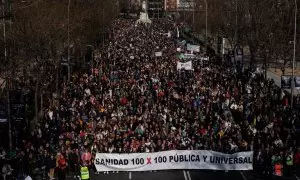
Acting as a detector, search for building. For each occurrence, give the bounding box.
[147,0,164,18]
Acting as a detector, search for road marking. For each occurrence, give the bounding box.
[183,170,188,180]
[129,172,132,180]
[239,171,247,180]
[186,171,192,180]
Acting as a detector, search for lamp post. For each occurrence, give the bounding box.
[67,0,71,82]
[235,0,238,44]
[2,0,7,67]
[3,0,12,151]
[291,0,297,108]
[192,0,194,27]
[204,0,207,43]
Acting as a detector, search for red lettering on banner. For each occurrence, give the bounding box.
[147,157,152,164]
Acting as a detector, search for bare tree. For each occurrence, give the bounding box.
[0,0,119,127]
[189,0,299,69]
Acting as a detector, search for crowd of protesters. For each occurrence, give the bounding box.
[1,17,300,180]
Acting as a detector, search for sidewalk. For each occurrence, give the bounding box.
[268,67,300,76]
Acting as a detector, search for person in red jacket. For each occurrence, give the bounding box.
[57,153,67,180]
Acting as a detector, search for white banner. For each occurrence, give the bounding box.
[155,52,163,57]
[94,150,253,172]
[200,57,209,61]
[187,44,200,52]
[181,53,197,60]
[177,0,195,11]
[177,61,193,70]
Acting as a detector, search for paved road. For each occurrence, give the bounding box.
[267,70,300,95]
[90,170,243,180]
[88,170,298,180]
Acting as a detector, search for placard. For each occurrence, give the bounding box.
[281,75,292,88]
[187,44,200,52]
[155,52,162,57]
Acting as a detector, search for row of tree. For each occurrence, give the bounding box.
[1,0,118,78]
[185,0,299,68]
[0,0,119,126]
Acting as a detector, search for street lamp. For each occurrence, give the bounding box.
[192,0,195,27]
[205,0,207,42]
[291,0,297,108]
[3,0,12,151]
[235,0,238,44]
[67,0,71,82]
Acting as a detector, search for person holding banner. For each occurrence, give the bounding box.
[78,148,91,180]
[81,149,92,168]
[56,153,67,180]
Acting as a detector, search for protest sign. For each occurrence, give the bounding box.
[295,76,300,89]
[177,61,193,70]
[155,52,163,57]
[94,150,253,172]
[201,57,210,65]
[179,53,198,60]
[187,44,200,52]
[177,40,186,46]
[281,75,292,88]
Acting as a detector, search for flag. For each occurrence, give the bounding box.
[178,54,185,59]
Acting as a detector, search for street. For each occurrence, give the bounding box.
[87,170,298,180]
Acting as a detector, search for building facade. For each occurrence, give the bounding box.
[147,0,164,18]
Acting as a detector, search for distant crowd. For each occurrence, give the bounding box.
[1,18,300,180]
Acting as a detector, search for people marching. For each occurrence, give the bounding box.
[0,17,300,180]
